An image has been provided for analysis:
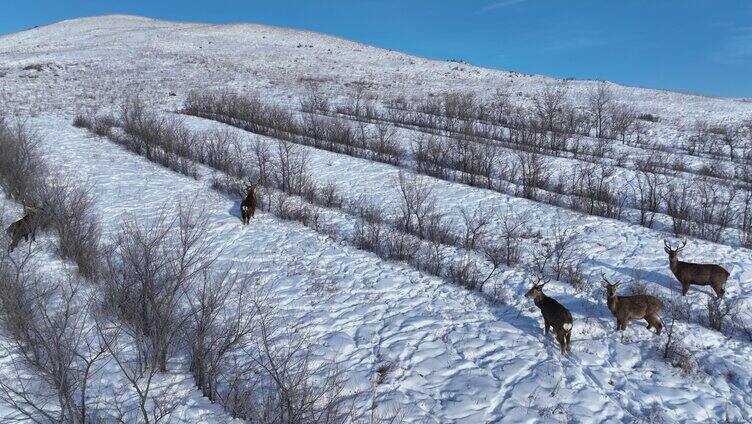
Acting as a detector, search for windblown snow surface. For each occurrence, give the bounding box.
[2,15,752,423]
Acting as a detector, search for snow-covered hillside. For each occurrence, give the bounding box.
[1,15,752,423]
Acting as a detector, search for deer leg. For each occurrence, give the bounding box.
[681,283,689,296]
[31,229,35,242]
[651,315,663,335]
[543,318,550,335]
[556,331,567,355]
[565,330,572,352]
[712,284,725,298]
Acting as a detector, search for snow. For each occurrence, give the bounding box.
[1,14,752,423]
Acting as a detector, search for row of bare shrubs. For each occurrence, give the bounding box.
[181,90,752,246]
[75,102,200,179]
[0,117,102,279]
[324,85,642,167]
[183,90,404,166]
[87,103,537,296]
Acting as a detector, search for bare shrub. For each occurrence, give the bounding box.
[42,181,102,280]
[609,103,637,141]
[665,181,692,236]
[536,222,579,281]
[706,297,737,334]
[562,257,588,292]
[587,82,614,139]
[740,190,752,248]
[0,118,46,203]
[273,140,311,197]
[490,211,526,267]
[532,83,568,134]
[662,298,697,375]
[271,194,321,229]
[228,299,354,424]
[187,268,257,403]
[0,259,108,423]
[98,324,182,424]
[459,207,492,251]
[72,113,91,128]
[395,171,437,239]
[446,255,485,290]
[115,98,199,179]
[631,171,665,228]
[690,182,735,243]
[516,152,550,200]
[101,204,215,372]
[201,128,245,178]
[316,180,344,208]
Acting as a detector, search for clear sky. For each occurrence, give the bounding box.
[1,0,751,98]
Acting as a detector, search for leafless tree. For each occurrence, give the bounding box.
[101,204,216,373]
[274,140,311,197]
[235,298,355,424]
[395,171,437,239]
[186,268,258,402]
[42,180,102,280]
[609,102,637,141]
[587,82,614,138]
[459,207,493,251]
[0,256,109,424]
[532,83,569,134]
[516,152,550,200]
[97,322,181,424]
[631,171,666,228]
[0,118,46,204]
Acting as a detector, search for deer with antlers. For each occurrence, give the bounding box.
[663,239,729,298]
[6,205,43,253]
[240,180,258,225]
[524,276,573,354]
[601,273,663,335]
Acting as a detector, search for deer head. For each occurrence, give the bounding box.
[524,275,550,300]
[663,239,686,262]
[22,204,43,216]
[600,273,621,298]
[244,178,259,194]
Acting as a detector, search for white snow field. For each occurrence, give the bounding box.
[2,15,752,423]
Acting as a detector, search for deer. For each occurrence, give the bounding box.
[524,276,573,354]
[240,179,258,225]
[601,273,663,336]
[6,205,43,253]
[663,239,729,298]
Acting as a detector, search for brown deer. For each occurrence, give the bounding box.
[524,277,573,354]
[6,205,43,253]
[664,239,729,298]
[240,180,257,225]
[601,273,663,335]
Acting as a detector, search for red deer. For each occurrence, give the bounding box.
[524,277,573,354]
[601,273,663,335]
[664,239,729,297]
[6,205,42,253]
[240,180,257,225]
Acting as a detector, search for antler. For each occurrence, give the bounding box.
[600,271,620,288]
[663,238,687,251]
[533,273,550,288]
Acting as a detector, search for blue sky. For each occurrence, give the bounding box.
[1,0,751,97]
